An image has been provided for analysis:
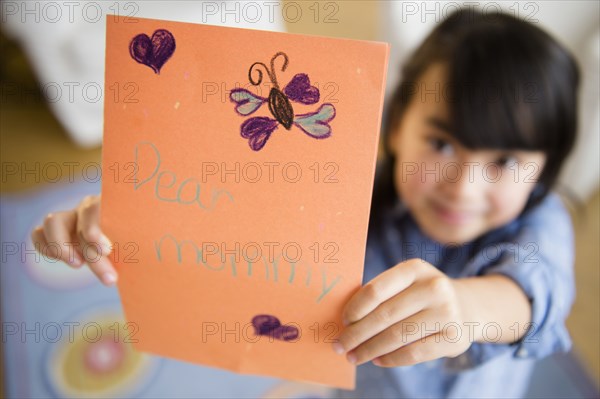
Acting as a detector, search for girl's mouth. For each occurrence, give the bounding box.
[431,201,474,226]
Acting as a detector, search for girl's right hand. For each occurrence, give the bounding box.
[30,194,118,286]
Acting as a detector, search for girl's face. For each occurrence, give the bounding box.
[389,63,547,245]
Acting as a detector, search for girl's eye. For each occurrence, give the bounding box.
[495,155,518,168]
[428,137,454,156]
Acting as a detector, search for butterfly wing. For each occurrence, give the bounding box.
[230,88,267,116]
[283,73,320,105]
[241,117,279,151]
[293,103,336,139]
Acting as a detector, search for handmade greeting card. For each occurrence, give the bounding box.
[101,15,389,389]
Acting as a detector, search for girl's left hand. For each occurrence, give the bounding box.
[333,258,473,367]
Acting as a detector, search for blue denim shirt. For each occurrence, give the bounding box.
[336,192,576,398]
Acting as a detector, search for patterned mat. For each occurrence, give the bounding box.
[1,179,597,398]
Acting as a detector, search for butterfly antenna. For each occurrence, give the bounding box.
[249,62,271,86]
[269,52,289,89]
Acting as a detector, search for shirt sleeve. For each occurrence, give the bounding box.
[444,193,576,371]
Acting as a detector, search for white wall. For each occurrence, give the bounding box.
[1,1,285,147]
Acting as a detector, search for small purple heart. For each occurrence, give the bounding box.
[284,73,320,105]
[251,314,299,342]
[272,324,300,342]
[129,29,176,74]
[252,314,281,335]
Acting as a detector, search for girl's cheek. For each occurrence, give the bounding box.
[394,150,440,202]
[417,170,438,191]
[416,157,442,190]
[394,162,425,205]
[407,167,435,202]
[488,178,531,224]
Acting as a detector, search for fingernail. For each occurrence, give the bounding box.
[332,342,345,355]
[70,254,83,267]
[346,352,357,364]
[102,272,117,286]
[372,358,382,366]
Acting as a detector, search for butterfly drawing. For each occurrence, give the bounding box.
[230,52,336,151]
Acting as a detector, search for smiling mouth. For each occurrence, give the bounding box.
[431,202,476,225]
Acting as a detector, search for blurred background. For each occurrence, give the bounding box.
[1,1,598,398]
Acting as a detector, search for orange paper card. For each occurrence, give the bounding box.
[101,15,389,389]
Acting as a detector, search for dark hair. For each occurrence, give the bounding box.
[371,8,580,223]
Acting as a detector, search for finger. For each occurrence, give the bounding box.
[31,225,47,246]
[347,307,451,365]
[336,281,431,353]
[76,196,112,259]
[84,255,118,286]
[373,329,469,368]
[41,211,83,267]
[32,224,80,268]
[75,196,117,286]
[31,225,51,258]
[343,259,422,325]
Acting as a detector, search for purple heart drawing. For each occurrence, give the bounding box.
[129,29,176,74]
[283,73,320,105]
[251,314,299,342]
[251,314,281,335]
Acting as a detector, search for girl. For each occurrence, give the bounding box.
[32,8,580,398]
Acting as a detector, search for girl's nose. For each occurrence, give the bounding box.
[440,161,482,203]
